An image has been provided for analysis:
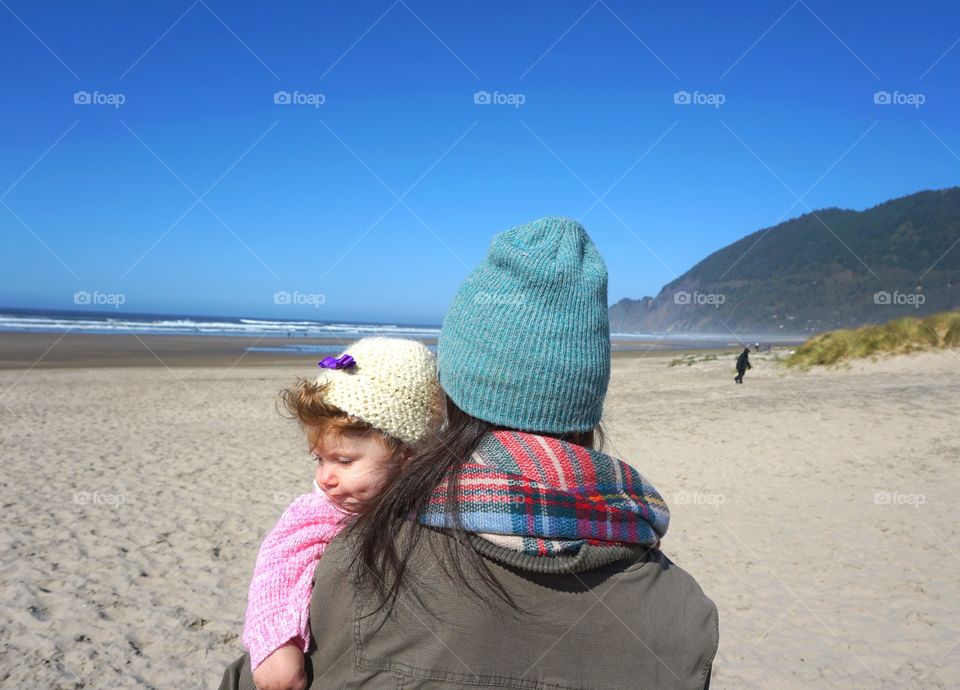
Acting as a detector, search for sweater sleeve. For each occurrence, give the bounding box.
[242,492,349,671]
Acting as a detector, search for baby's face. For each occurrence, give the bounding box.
[311,429,400,513]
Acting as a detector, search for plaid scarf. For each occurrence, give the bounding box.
[418,430,669,556]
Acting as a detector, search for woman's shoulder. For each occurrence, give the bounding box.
[308,525,719,690]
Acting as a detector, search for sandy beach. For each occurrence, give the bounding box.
[0,342,957,689]
[0,332,438,369]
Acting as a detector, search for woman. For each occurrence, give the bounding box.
[220,216,718,690]
[735,347,752,384]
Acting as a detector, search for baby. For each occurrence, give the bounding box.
[242,337,440,690]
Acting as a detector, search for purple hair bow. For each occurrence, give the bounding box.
[318,354,356,370]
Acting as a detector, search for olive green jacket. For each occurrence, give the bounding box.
[219,525,718,690]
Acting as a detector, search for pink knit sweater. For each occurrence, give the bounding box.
[242,489,351,670]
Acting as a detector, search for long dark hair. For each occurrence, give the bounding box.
[348,393,602,616]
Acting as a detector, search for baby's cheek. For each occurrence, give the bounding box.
[364,470,392,495]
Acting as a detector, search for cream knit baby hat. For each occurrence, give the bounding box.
[315,337,439,446]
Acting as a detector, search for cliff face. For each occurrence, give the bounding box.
[609,187,960,335]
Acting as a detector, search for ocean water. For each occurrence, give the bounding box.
[0,308,805,354]
[0,308,441,340]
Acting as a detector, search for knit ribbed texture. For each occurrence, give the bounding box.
[468,535,646,574]
[316,337,439,446]
[242,491,350,670]
[438,216,610,432]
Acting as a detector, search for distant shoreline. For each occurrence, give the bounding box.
[0,331,807,369]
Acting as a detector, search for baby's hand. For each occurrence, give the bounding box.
[252,642,307,690]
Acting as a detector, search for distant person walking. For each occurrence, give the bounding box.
[735,347,752,384]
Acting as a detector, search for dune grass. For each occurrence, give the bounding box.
[785,309,960,368]
[668,352,721,367]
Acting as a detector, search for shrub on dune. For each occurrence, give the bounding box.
[786,308,960,367]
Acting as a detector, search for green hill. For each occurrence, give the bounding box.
[609,187,960,334]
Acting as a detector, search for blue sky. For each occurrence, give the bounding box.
[1,1,958,325]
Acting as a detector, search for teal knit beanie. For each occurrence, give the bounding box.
[438,216,611,433]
